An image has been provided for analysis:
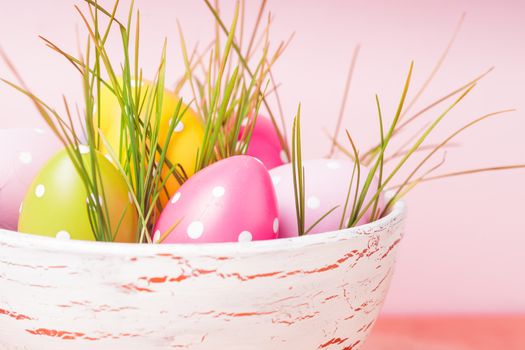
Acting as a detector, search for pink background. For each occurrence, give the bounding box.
[1,1,524,314]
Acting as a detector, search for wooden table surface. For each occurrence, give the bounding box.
[362,315,525,350]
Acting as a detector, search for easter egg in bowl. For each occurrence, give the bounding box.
[239,115,288,170]
[154,155,279,243]
[0,128,61,231]
[97,79,204,203]
[18,146,138,242]
[270,158,386,238]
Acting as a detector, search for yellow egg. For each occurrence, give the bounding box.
[18,147,138,242]
[97,80,204,204]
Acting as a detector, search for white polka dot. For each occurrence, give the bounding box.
[238,231,253,242]
[34,128,45,134]
[18,152,32,164]
[279,150,288,163]
[153,230,161,243]
[170,192,181,204]
[86,193,103,206]
[326,160,341,170]
[78,144,90,154]
[212,186,225,198]
[56,231,71,240]
[273,218,279,234]
[271,175,281,186]
[151,162,160,177]
[171,120,184,132]
[187,221,204,239]
[35,184,45,198]
[307,196,321,209]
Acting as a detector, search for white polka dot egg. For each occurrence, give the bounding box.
[18,147,138,242]
[269,158,385,238]
[0,128,61,231]
[153,155,279,243]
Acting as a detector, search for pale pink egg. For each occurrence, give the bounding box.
[154,155,279,244]
[239,115,287,170]
[0,128,62,230]
[269,158,386,238]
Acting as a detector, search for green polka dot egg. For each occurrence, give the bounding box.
[18,146,138,242]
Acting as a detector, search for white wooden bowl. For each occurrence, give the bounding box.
[0,201,406,350]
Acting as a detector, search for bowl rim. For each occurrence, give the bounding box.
[0,200,406,257]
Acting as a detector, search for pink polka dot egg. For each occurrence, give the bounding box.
[239,115,288,170]
[0,128,61,231]
[153,155,280,243]
[269,158,385,238]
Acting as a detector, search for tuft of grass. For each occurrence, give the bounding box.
[290,106,342,236]
[2,1,189,242]
[310,13,524,232]
[1,0,294,242]
[327,14,524,228]
[201,0,291,164]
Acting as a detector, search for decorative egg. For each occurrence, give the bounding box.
[0,128,61,231]
[153,155,279,244]
[269,158,385,238]
[239,115,287,169]
[97,79,204,203]
[18,147,138,242]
